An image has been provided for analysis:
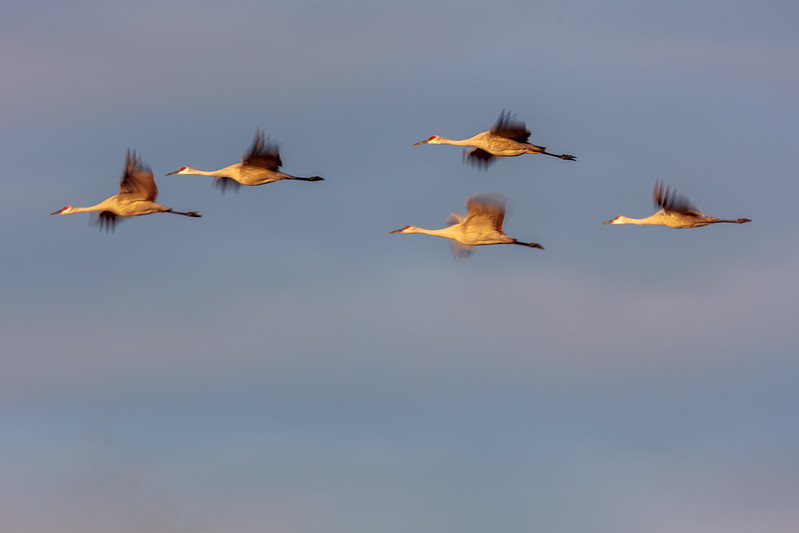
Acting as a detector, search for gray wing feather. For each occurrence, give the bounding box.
[242,129,283,171]
[654,181,699,214]
[490,110,531,143]
[118,150,158,202]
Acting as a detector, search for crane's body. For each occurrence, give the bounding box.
[51,150,201,230]
[415,111,576,167]
[166,129,323,192]
[391,193,543,258]
[603,181,751,229]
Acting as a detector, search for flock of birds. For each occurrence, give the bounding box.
[51,111,751,252]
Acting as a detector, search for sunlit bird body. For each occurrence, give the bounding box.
[391,193,543,258]
[603,181,751,229]
[166,129,323,192]
[414,111,576,168]
[51,150,201,230]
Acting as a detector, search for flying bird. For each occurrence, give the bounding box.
[390,193,543,258]
[414,110,576,168]
[51,150,201,231]
[166,129,323,192]
[603,181,751,228]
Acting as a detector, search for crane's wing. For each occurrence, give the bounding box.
[94,211,119,232]
[242,129,283,171]
[445,212,473,259]
[490,110,531,143]
[653,181,698,214]
[449,240,474,260]
[464,148,496,169]
[212,177,242,193]
[118,150,158,202]
[464,192,506,233]
[446,212,466,226]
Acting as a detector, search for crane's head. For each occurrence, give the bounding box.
[414,135,443,145]
[50,206,75,215]
[165,166,192,175]
[390,225,417,234]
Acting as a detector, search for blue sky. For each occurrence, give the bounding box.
[2,0,798,531]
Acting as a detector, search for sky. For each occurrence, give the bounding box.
[1,0,798,531]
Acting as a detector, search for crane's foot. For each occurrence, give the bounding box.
[560,154,577,161]
[737,218,751,224]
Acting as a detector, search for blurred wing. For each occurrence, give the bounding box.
[446,212,465,226]
[118,150,158,201]
[445,212,473,259]
[212,177,242,193]
[464,148,496,169]
[490,110,531,143]
[449,240,474,261]
[464,192,506,233]
[653,181,698,214]
[94,211,118,232]
[242,129,282,171]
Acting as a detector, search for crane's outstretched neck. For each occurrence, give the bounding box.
[391,225,459,240]
[185,168,225,177]
[437,136,475,147]
[412,226,458,239]
[52,200,115,215]
[166,166,236,177]
[513,240,544,250]
[603,214,662,225]
[70,205,106,214]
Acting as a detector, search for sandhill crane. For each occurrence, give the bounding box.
[50,150,201,231]
[390,193,543,258]
[414,110,576,168]
[603,181,752,228]
[166,129,323,192]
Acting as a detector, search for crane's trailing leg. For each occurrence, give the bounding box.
[166,209,202,218]
[537,149,576,161]
[513,240,544,250]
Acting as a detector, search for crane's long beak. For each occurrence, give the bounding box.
[50,208,65,215]
[601,219,614,224]
[389,228,404,233]
[413,139,429,145]
[165,170,180,175]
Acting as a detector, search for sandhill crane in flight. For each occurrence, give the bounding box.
[166,129,323,192]
[50,150,201,231]
[603,181,751,228]
[414,111,576,168]
[390,193,543,258]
